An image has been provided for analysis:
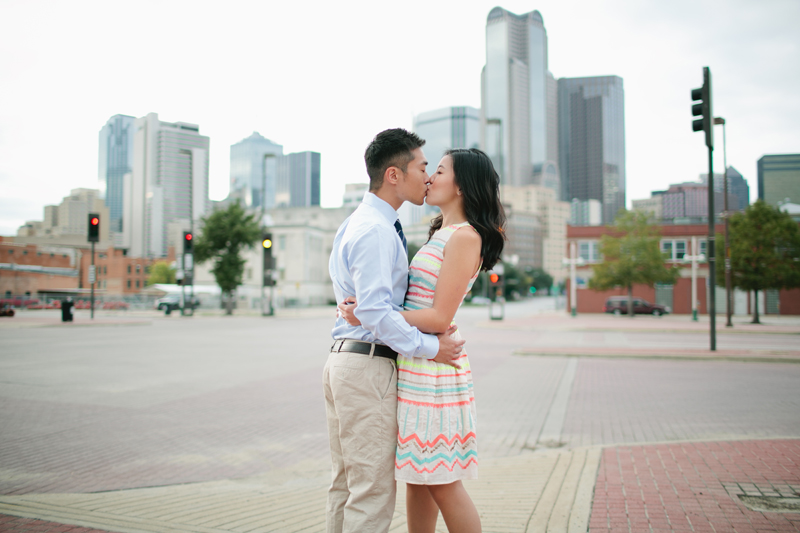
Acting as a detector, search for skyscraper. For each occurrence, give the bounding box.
[123,113,210,258]
[98,114,135,233]
[558,76,626,224]
[414,106,480,163]
[725,166,750,211]
[481,7,559,192]
[403,106,481,227]
[230,132,284,209]
[274,151,321,208]
[758,154,800,207]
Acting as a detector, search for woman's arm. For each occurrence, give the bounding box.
[401,228,482,334]
[338,227,482,333]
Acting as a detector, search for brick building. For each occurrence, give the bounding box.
[0,237,164,300]
[565,224,800,316]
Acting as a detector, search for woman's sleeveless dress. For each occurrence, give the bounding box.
[395,222,480,485]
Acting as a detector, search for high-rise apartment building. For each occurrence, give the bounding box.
[230,132,284,209]
[98,115,136,233]
[481,7,559,192]
[758,154,800,207]
[558,76,625,224]
[123,113,210,258]
[274,151,321,208]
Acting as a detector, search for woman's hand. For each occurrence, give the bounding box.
[337,296,361,326]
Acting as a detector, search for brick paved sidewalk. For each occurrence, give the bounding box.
[0,514,110,532]
[590,439,800,533]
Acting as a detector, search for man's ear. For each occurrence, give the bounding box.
[384,166,399,186]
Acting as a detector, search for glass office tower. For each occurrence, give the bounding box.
[481,7,558,190]
[558,76,626,224]
[125,113,210,258]
[98,114,136,232]
[402,106,480,227]
[758,154,800,207]
[274,151,321,208]
[230,132,284,209]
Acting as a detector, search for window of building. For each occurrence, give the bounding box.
[578,241,600,262]
[104,266,107,275]
[22,250,28,255]
[127,265,131,274]
[127,280,131,288]
[699,240,707,257]
[7,249,13,254]
[136,280,140,288]
[661,239,687,261]
[135,265,140,274]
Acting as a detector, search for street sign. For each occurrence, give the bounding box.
[88,265,96,284]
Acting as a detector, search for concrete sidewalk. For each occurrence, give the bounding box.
[0,448,600,533]
[1,440,798,532]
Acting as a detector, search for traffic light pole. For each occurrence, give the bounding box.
[707,145,716,351]
[90,241,95,320]
[692,66,716,351]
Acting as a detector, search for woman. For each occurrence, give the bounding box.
[339,148,506,533]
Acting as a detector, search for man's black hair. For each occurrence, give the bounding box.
[364,128,426,191]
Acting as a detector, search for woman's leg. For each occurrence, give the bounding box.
[428,481,481,533]
[406,483,439,533]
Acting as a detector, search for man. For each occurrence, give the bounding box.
[324,129,465,533]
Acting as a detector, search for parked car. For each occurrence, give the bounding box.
[603,296,670,316]
[154,296,199,312]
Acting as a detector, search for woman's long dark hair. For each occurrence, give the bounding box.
[428,148,506,271]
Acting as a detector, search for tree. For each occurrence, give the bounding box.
[146,261,176,285]
[193,201,261,315]
[716,200,800,324]
[588,210,680,317]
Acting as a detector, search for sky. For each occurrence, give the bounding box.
[1,0,799,236]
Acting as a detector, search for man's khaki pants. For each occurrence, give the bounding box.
[322,348,398,533]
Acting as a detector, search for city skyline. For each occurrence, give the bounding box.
[1,0,799,235]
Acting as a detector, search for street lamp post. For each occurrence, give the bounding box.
[683,236,706,321]
[713,117,733,327]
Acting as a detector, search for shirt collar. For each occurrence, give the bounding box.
[362,191,399,225]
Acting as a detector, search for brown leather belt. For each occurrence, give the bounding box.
[330,339,398,361]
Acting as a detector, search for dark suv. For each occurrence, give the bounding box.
[603,296,669,316]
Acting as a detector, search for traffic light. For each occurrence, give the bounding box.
[489,272,500,285]
[87,213,100,243]
[691,66,714,149]
[183,231,193,253]
[262,233,275,286]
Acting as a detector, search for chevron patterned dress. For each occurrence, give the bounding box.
[395,222,480,485]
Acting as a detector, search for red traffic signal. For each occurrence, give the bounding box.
[185,233,192,241]
[87,213,100,243]
[183,231,193,253]
[489,273,500,284]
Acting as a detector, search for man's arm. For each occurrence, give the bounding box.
[345,225,441,358]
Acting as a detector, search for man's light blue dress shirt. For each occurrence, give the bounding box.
[329,192,439,359]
